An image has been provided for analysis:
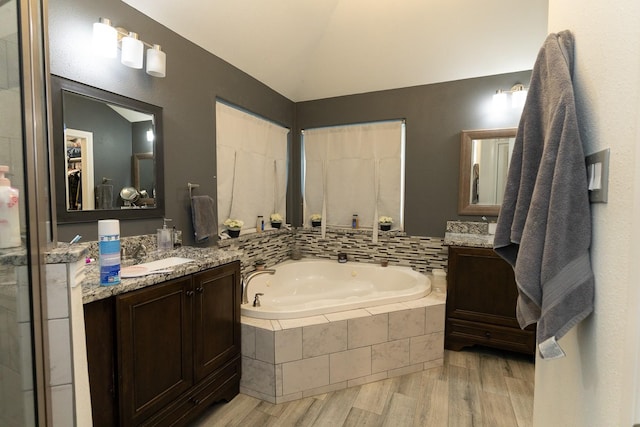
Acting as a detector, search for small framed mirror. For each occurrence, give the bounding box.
[51,75,164,223]
[458,128,517,216]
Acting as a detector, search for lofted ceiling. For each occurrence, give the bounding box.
[123,0,549,102]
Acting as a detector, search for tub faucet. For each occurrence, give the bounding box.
[253,293,264,307]
[242,269,275,305]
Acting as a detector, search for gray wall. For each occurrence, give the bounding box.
[48,0,529,242]
[294,71,531,237]
[48,0,295,244]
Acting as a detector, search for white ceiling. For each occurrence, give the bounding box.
[123,0,549,102]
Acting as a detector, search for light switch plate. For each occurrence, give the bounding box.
[585,148,610,203]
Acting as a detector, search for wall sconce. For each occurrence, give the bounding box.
[92,17,166,78]
[493,83,528,110]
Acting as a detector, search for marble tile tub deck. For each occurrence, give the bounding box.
[240,290,446,404]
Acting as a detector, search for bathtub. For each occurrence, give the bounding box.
[241,258,431,319]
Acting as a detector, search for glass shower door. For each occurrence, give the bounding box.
[0,0,36,424]
[0,0,51,424]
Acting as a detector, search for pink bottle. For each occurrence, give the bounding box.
[0,165,21,248]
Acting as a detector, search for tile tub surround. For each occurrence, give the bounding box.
[296,228,447,274]
[218,227,448,276]
[217,228,293,276]
[240,291,446,404]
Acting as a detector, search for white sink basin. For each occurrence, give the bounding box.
[138,257,195,271]
[121,257,195,278]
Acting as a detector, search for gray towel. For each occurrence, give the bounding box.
[191,195,216,243]
[493,30,594,359]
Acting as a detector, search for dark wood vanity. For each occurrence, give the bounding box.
[84,261,241,426]
[445,246,536,356]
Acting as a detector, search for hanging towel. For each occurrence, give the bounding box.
[191,195,216,243]
[493,30,594,359]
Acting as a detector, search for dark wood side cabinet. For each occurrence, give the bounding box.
[84,261,241,427]
[445,246,536,355]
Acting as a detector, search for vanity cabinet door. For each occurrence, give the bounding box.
[193,261,241,382]
[84,297,118,427]
[116,276,194,426]
[445,246,535,355]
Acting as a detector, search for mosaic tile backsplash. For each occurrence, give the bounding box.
[295,228,447,273]
[218,227,447,275]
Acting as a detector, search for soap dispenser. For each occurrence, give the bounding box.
[0,165,20,249]
[157,218,174,251]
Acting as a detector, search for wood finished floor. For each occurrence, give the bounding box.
[191,347,535,427]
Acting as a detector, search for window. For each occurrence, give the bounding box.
[216,101,289,231]
[302,120,405,230]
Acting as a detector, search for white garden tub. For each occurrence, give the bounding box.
[241,258,431,319]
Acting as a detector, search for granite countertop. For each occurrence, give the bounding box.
[0,242,90,266]
[443,232,494,248]
[81,246,242,304]
[443,220,495,248]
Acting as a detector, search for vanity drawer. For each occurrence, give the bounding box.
[140,355,241,427]
[446,318,535,355]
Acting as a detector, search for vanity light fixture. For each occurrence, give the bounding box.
[493,89,507,110]
[121,32,144,69]
[492,83,528,110]
[146,45,166,78]
[92,18,118,59]
[510,83,528,109]
[92,17,166,78]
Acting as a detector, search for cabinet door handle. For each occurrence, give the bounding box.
[190,397,201,405]
[186,290,194,297]
[196,287,204,293]
[485,331,492,339]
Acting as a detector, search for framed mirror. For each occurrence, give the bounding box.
[458,128,517,216]
[51,75,164,223]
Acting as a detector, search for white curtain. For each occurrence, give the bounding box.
[303,120,404,230]
[216,101,289,230]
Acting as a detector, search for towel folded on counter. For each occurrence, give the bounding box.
[191,195,216,243]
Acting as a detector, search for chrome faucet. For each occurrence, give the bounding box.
[241,269,275,304]
[131,243,147,262]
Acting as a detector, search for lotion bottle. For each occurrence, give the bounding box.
[157,218,174,251]
[0,165,21,249]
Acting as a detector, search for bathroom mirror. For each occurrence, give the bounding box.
[51,75,164,223]
[458,128,517,216]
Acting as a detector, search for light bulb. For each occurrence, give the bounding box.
[512,88,528,109]
[146,44,166,78]
[121,32,144,69]
[92,18,117,58]
[493,90,507,110]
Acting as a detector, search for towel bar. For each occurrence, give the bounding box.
[188,182,200,198]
